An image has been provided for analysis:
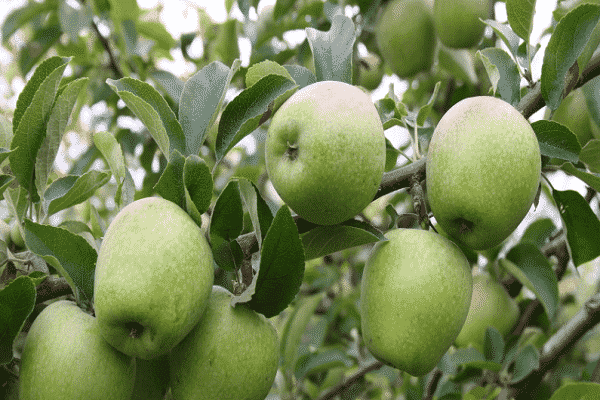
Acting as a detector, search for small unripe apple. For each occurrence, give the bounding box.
[433,0,490,48]
[358,54,384,90]
[10,222,24,249]
[455,273,520,352]
[265,80,386,225]
[19,300,136,399]
[375,0,436,78]
[170,286,280,400]
[552,89,595,146]
[360,228,473,376]
[426,96,541,250]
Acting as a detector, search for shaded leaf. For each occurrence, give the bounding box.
[531,120,580,163]
[506,0,536,42]
[45,171,111,216]
[183,155,213,226]
[154,150,186,208]
[549,382,600,400]
[560,162,600,192]
[0,276,36,364]
[476,48,521,106]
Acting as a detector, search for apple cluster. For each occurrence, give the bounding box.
[266,77,538,376]
[19,197,280,400]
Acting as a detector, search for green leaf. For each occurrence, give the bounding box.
[0,276,36,364]
[582,76,600,128]
[520,218,557,248]
[280,292,324,373]
[560,162,600,192]
[93,131,126,185]
[179,61,236,156]
[19,24,62,76]
[182,155,213,225]
[1,0,57,44]
[295,348,352,379]
[482,20,521,64]
[437,48,477,85]
[210,180,244,271]
[45,171,111,216]
[553,189,600,266]
[237,178,273,247]
[579,139,600,173]
[301,220,385,261]
[476,48,521,106]
[506,0,536,42]
[502,243,559,319]
[306,14,355,83]
[107,77,185,158]
[0,175,14,200]
[549,382,600,400]
[154,150,186,208]
[531,120,581,163]
[416,81,441,126]
[136,20,175,50]
[150,70,184,106]
[58,0,92,42]
[541,4,600,111]
[246,60,293,88]
[36,77,89,196]
[508,344,539,383]
[245,206,305,317]
[24,220,97,303]
[483,326,505,364]
[108,0,139,20]
[215,74,297,162]
[283,65,317,89]
[10,58,69,200]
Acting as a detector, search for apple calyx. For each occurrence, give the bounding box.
[456,218,474,234]
[284,141,299,161]
[126,322,144,339]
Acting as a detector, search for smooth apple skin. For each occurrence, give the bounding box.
[426,96,541,250]
[19,300,136,400]
[375,0,436,78]
[552,89,594,146]
[455,273,520,352]
[433,0,489,49]
[94,196,214,360]
[170,285,280,400]
[360,229,473,376]
[265,81,385,225]
[132,355,170,400]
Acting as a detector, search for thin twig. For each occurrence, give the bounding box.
[315,360,385,400]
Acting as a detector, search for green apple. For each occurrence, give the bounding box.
[358,54,384,91]
[434,0,489,49]
[94,196,214,360]
[19,300,136,399]
[170,285,280,400]
[265,80,386,225]
[426,96,541,250]
[552,89,595,146]
[10,222,24,249]
[360,228,472,376]
[375,0,436,78]
[132,355,170,400]
[455,273,520,352]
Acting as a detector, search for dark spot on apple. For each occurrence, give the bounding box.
[285,141,299,161]
[126,322,144,339]
[455,218,474,234]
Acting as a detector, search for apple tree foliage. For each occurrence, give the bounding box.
[1,0,600,399]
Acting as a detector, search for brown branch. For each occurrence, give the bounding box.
[35,275,72,304]
[423,367,443,400]
[90,16,124,79]
[315,360,384,400]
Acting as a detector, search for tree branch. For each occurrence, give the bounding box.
[35,275,72,304]
[315,360,384,400]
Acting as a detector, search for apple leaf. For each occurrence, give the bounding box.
[10,58,69,202]
[438,48,478,85]
[24,220,97,303]
[182,155,213,226]
[154,150,186,208]
[306,14,355,83]
[476,48,521,106]
[548,382,600,400]
[541,4,600,111]
[210,180,244,271]
[438,347,485,376]
[484,326,505,364]
[301,219,385,261]
[215,74,297,163]
[238,178,273,247]
[1,1,57,46]
[93,131,126,189]
[560,162,600,192]
[507,344,540,383]
[416,81,441,127]
[553,189,600,266]
[502,243,559,319]
[464,386,502,400]
[506,0,535,42]
[283,65,317,89]
[582,76,600,128]
[0,276,37,364]
[481,20,521,66]
[280,292,324,373]
[375,97,406,129]
[579,139,600,173]
[531,120,581,163]
[44,171,111,216]
[295,348,353,380]
[520,218,557,248]
[246,60,293,88]
[179,61,235,156]
[150,70,184,107]
[107,77,185,159]
[245,205,305,318]
[35,77,88,197]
